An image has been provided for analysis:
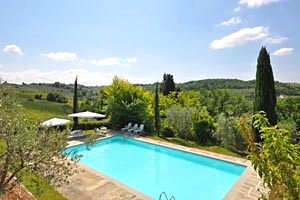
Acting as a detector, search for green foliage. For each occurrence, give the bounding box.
[277,97,300,136]
[192,108,216,144]
[240,112,300,199]
[176,78,300,97]
[102,76,151,129]
[214,114,246,151]
[161,127,175,137]
[178,78,255,91]
[165,105,195,139]
[73,76,79,129]
[154,82,161,136]
[46,92,68,103]
[34,94,42,100]
[0,90,80,194]
[161,73,176,96]
[199,89,252,117]
[253,47,277,143]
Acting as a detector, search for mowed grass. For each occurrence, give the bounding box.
[20,171,67,200]
[147,135,247,158]
[22,99,73,116]
[21,99,73,123]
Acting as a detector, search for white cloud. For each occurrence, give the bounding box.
[3,44,23,55]
[0,68,114,86]
[91,57,137,66]
[93,57,121,66]
[210,26,269,49]
[264,36,288,44]
[239,0,282,7]
[272,48,293,56]
[40,52,78,61]
[0,68,152,86]
[234,6,241,12]
[221,17,242,26]
[0,63,2,68]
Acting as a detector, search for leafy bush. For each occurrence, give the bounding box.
[214,114,246,151]
[192,108,216,144]
[74,118,111,131]
[165,105,194,139]
[237,111,300,199]
[161,127,175,137]
[34,94,42,100]
[46,93,68,103]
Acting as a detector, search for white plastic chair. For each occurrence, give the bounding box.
[133,124,144,136]
[128,123,138,134]
[121,123,132,133]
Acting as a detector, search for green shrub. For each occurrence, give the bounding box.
[161,127,175,137]
[46,93,68,103]
[192,109,216,144]
[238,112,300,199]
[34,94,43,100]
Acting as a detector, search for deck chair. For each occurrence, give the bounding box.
[128,123,138,134]
[133,124,144,136]
[68,130,86,139]
[121,123,132,133]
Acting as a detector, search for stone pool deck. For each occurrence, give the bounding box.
[58,135,269,200]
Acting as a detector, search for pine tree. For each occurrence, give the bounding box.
[73,76,78,129]
[154,82,161,136]
[253,46,277,142]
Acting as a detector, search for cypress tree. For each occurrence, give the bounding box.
[73,76,78,129]
[154,82,161,136]
[253,46,277,142]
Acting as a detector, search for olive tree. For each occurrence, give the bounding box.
[0,90,79,194]
[165,105,195,139]
[214,114,246,151]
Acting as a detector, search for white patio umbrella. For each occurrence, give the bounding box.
[68,111,105,118]
[41,118,70,127]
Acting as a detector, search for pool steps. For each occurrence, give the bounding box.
[159,191,175,200]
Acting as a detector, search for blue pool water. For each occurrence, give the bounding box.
[64,136,246,199]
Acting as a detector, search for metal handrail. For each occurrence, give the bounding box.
[159,191,175,200]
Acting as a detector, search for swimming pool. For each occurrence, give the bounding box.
[64,136,246,199]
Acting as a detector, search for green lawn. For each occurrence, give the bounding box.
[22,99,72,117]
[147,135,247,158]
[20,171,67,200]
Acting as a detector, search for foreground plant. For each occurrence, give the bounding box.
[0,89,80,195]
[237,111,300,199]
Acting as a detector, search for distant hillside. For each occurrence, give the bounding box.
[177,79,255,90]
[2,78,300,99]
[140,79,300,96]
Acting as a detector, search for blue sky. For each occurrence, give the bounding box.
[0,0,299,86]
